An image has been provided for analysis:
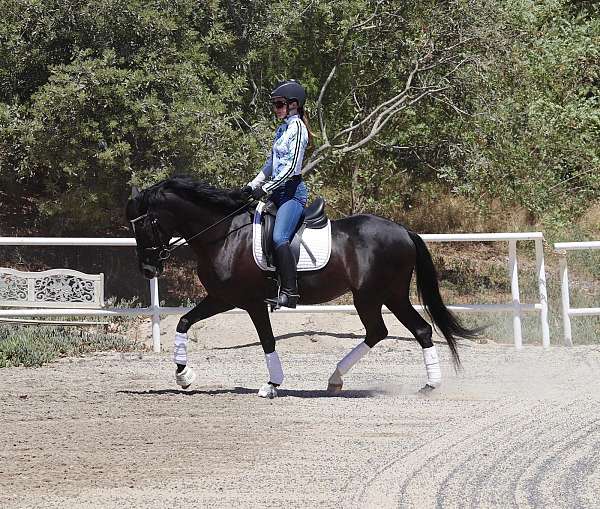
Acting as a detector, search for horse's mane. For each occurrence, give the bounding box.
[141,175,246,211]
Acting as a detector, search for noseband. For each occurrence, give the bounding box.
[130,213,172,261]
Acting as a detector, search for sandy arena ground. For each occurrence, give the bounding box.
[1,311,600,508]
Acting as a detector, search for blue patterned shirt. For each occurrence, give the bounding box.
[248,114,309,193]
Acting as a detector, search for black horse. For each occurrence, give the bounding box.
[126,176,476,397]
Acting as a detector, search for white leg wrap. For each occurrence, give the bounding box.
[337,342,371,376]
[328,368,343,387]
[265,351,284,386]
[423,345,442,388]
[173,332,188,365]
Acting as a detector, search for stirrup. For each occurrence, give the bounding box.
[265,292,299,310]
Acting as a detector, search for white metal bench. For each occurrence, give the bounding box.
[0,267,104,325]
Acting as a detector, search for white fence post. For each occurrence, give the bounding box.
[558,252,573,347]
[150,277,161,353]
[554,241,600,346]
[535,239,550,348]
[508,240,523,349]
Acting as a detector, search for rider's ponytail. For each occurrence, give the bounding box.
[298,106,314,147]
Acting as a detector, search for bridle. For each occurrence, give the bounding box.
[130,211,173,261]
[130,201,253,261]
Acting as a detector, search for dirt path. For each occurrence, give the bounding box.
[1,312,599,508]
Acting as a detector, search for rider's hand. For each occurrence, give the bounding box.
[251,186,268,201]
[240,185,253,200]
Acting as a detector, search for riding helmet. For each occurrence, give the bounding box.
[270,80,306,107]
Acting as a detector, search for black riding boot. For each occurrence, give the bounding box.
[265,242,299,309]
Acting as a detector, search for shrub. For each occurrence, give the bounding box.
[0,325,142,368]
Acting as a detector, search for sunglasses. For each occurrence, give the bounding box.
[272,101,287,110]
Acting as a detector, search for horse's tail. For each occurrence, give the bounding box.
[408,230,479,368]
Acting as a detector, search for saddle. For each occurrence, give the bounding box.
[261,197,328,267]
[252,197,331,272]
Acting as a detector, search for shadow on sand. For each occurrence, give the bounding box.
[212,330,415,350]
[117,386,382,399]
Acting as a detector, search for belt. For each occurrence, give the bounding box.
[273,175,302,186]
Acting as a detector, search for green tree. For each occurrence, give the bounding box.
[0,0,598,234]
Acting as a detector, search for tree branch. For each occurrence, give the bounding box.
[341,87,446,153]
[330,61,420,143]
[302,7,471,178]
[316,4,383,146]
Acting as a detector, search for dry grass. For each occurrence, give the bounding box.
[398,195,538,234]
[578,201,600,234]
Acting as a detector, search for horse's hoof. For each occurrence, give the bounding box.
[327,369,343,395]
[327,383,343,395]
[175,366,196,389]
[258,383,278,399]
[417,383,436,396]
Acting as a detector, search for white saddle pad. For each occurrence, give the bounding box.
[252,202,332,272]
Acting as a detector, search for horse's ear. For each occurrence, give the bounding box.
[131,186,140,199]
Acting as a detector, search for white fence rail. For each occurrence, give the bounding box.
[0,233,550,351]
[554,241,600,346]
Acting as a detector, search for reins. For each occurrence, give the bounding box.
[167,200,253,255]
[135,199,255,261]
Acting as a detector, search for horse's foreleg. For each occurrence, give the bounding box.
[328,296,387,394]
[173,295,233,389]
[247,305,282,398]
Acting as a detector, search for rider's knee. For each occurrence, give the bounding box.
[272,233,289,248]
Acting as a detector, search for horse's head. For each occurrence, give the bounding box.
[126,176,249,279]
[126,186,176,279]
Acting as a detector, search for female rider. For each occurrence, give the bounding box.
[242,80,310,309]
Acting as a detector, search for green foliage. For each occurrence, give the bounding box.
[0,325,139,367]
[0,0,265,232]
[447,0,600,224]
[0,0,598,233]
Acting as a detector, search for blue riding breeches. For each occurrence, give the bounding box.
[270,178,307,248]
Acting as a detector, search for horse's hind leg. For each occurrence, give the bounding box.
[385,291,441,393]
[327,294,388,394]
